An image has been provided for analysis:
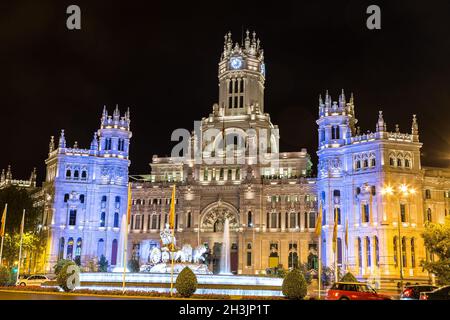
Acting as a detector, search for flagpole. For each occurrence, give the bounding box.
[0,203,7,264]
[17,209,25,284]
[318,235,322,299]
[170,227,175,296]
[122,223,128,294]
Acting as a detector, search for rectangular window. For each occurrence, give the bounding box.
[239,95,244,108]
[135,215,141,230]
[400,204,407,222]
[425,189,431,199]
[228,96,232,108]
[234,96,238,108]
[246,252,252,267]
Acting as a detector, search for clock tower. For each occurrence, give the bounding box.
[218,30,265,116]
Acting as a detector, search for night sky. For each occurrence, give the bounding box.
[1,1,449,184]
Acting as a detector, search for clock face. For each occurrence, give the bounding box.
[260,63,266,76]
[230,57,242,70]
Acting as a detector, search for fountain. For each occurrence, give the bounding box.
[219,218,232,275]
[138,224,212,274]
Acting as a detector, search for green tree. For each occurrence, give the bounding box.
[282,269,308,300]
[0,186,41,234]
[128,258,140,273]
[421,216,450,285]
[98,255,109,272]
[2,232,39,268]
[175,267,198,297]
[340,272,358,282]
[0,266,11,286]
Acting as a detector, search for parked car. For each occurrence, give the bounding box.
[326,282,391,300]
[420,285,450,300]
[400,285,438,300]
[16,275,50,287]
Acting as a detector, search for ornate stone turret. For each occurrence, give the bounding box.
[30,167,37,187]
[6,165,12,180]
[412,114,419,142]
[90,132,98,151]
[376,111,387,132]
[58,130,66,149]
[49,136,55,153]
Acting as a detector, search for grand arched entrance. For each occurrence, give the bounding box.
[200,200,239,274]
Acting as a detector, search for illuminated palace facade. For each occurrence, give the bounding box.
[42,31,450,284]
[42,108,132,270]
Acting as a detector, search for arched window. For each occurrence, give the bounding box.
[289,212,296,228]
[66,238,74,260]
[309,212,316,229]
[289,251,299,269]
[393,236,398,267]
[69,210,77,226]
[337,238,342,265]
[411,238,416,268]
[370,158,376,167]
[111,239,118,265]
[66,169,71,179]
[79,194,85,204]
[362,204,370,223]
[374,236,379,267]
[74,170,79,179]
[405,159,410,168]
[115,196,121,209]
[227,169,232,180]
[356,160,361,170]
[357,237,362,269]
[247,211,252,227]
[64,193,70,203]
[81,170,87,180]
[332,125,340,139]
[366,237,371,267]
[100,212,106,227]
[363,159,368,168]
[97,239,105,258]
[397,158,402,167]
[235,168,240,180]
[426,208,432,223]
[75,238,82,258]
[425,189,431,199]
[270,212,277,228]
[187,211,192,228]
[402,237,407,268]
[58,237,65,260]
[219,168,224,180]
[151,214,158,229]
[335,207,341,225]
[113,212,119,228]
[389,157,395,166]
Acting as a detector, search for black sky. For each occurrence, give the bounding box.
[1,0,449,183]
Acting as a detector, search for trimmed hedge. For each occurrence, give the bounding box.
[175,267,198,297]
[56,260,79,292]
[0,266,10,286]
[282,269,308,300]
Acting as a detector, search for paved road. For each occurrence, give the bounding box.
[0,290,138,300]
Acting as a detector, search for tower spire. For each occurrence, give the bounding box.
[58,129,66,148]
[376,110,386,132]
[412,114,419,142]
[49,136,55,153]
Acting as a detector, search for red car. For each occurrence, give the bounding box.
[326,282,392,300]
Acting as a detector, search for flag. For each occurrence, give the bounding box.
[315,202,322,236]
[126,183,132,225]
[345,218,348,249]
[332,207,338,253]
[0,204,6,237]
[169,185,176,229]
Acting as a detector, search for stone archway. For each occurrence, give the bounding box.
[200,200,239,232]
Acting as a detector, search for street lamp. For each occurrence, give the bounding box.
[381,184,415,290]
